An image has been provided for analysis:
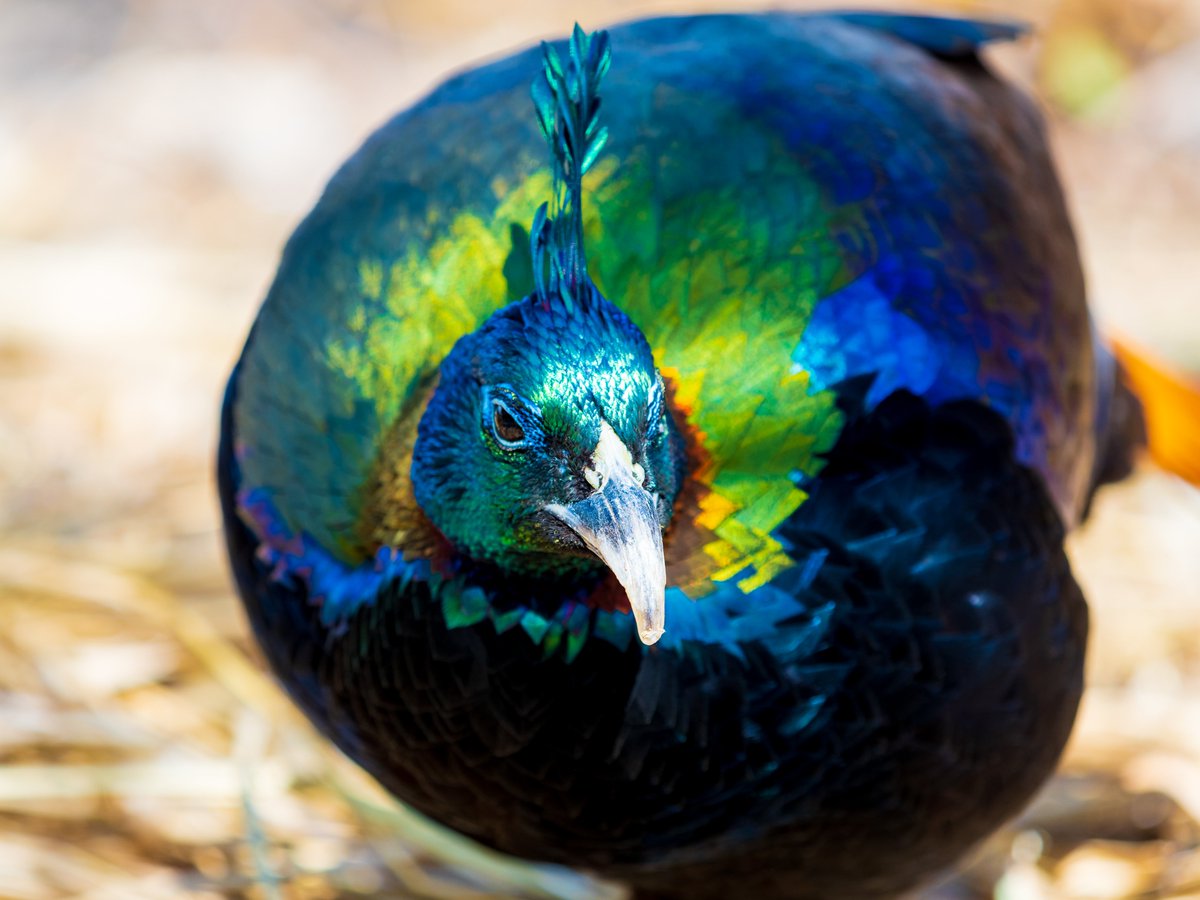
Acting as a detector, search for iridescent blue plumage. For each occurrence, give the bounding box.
[218,12,1128,898]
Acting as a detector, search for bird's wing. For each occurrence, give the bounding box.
[831,12,1026,57]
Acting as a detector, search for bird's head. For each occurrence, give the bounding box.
[411,26,683,645]
[411,288,683,645]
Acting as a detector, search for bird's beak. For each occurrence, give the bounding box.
[545,424,666,645]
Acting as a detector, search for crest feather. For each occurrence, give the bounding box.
[529,24,611,311]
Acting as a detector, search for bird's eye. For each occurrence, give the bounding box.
[492,400,526,447]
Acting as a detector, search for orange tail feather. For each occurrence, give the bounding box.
[1110,337,1200,486]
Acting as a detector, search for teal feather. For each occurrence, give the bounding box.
[531,25,612,307]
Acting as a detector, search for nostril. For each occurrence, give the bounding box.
[632,463,646,485]
[584,467,603,490]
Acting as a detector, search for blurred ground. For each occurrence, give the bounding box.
[0,0,1198,898]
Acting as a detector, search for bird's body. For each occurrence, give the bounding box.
[219,12,1137,897]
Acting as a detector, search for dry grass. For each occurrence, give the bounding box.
[1,0,1198,897]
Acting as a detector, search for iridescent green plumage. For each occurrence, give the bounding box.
[399,25,681,610]
[233,54,850,590]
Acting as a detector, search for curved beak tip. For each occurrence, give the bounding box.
[638,623,664,646]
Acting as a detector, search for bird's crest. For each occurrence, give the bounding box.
[529,24,611,312]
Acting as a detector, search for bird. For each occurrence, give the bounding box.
[218,12,1200,899]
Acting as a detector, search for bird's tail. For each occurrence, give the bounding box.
[1109,336,1200,486]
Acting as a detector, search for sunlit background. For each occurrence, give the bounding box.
[1,0,1199,897]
